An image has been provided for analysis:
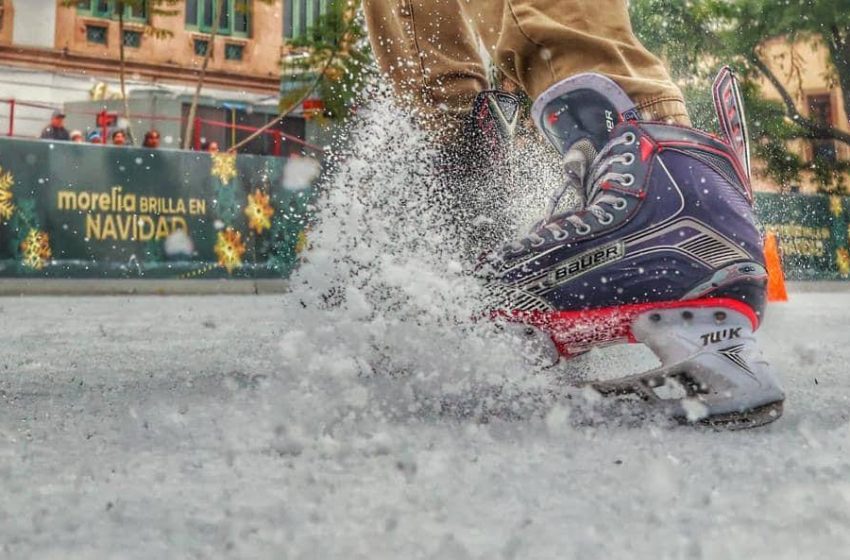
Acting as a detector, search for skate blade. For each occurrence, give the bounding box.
[686,399,784,431]
[431,387,784,430]
[584,361,785,431]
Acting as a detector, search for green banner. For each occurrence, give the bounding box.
[755,192,850,280]
[0,137,316,278]
[0,137,848,282]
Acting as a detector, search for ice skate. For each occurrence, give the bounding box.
[437,90,521,257]
[484,67,785,429]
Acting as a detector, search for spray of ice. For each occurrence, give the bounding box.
[259,84,648,450]
[266,88,556,432]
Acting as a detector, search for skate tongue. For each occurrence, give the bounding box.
[532,73,639,156]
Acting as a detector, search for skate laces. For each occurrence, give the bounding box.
[506,131,635,253]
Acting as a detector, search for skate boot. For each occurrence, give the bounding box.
[484,67,784,428]
[437,90,521,257]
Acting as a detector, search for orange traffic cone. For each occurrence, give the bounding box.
[764,232,788,302]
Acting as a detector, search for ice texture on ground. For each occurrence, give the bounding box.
[2,293,849,559]
[3,93,850,558]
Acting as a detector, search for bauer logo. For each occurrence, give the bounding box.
[605,110,615,132]
[547,242,624,285]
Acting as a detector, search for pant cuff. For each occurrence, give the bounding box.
[633,96,692,127]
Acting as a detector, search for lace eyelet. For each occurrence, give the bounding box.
[597,212,614,225]
[552,228,569,241]
[622,153,635,166]
[620,174,635,187]
[613,198,628,211]
[575,224,592,235]
[530,234,545,248]
[623,132,636,145]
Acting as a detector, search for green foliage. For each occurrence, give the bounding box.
[282,0,375,120]
[630,0,850,193]
[629,0,719,83]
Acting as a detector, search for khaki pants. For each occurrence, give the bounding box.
[363,0,690,126]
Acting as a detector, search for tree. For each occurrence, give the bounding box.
[230,0,373,153]
[182,0,227,149]
[61,1,179,144]
[630,0,850,194]
[281,0,372,121]
[183,0,356,151]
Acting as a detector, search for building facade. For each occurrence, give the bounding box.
[755,37,850,193]
[0,0,327,153]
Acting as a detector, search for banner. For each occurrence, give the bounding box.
[0,137,317,278]
[0,136,848,281]
[755,193,850,280]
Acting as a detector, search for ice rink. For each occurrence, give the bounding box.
[2,289,849,559]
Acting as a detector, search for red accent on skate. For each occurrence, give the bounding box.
[499,298,758,359]
[547,112,559,125]
[640,136,655,162]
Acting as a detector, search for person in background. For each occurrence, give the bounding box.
[143,130,161,149]
[40,111,70,141]
[201,140,220,153]
[70,130,84,143]
[112,130,127,146]
[86,130,104,144]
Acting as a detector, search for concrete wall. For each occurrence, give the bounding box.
[0,67,98,137]
[11,0,56,48]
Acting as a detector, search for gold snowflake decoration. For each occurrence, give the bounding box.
[0,167,15,220]
[211,153,237,184]
[837,247,850,277]
[20,229,52,270]
[245,190,275,235]
[214,227,246,274]
[830,195,843,218]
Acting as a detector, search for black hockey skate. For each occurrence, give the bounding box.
[484,68,784,429]
[437,90,521,257]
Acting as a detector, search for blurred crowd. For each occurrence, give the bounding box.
[38,110,220,153]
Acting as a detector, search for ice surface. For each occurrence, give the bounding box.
[2,92,849,558]
[1,292,848,558]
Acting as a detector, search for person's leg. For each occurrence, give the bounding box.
[362,0,488,125]
[459,0,690,125]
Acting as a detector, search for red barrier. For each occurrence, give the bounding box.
[0,98,322,156]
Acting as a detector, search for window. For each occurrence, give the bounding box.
[76,0,148,22]
[224,43,244,61]
[86,24,108,44]
[194,38,210,57]
[185,0,250,37]
[284,0,330,40]
[123,29,142,48]
[808,94,837,164]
